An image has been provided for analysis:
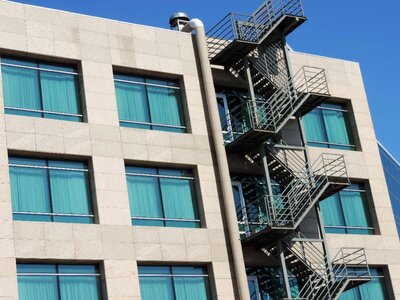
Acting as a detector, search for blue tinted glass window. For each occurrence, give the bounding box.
[9,156,93,224]
[320,183,374,235]
[1,57,82,122]
[17,264,101,300]
[138,265,211,300]
[303,103,355,150]
[378,144,400,238]
[114,73,186,133]
[126,166,200,228]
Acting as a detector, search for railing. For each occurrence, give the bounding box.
[207,13,259,60]
[206,0,305,60]
[238,153,348,235]
[284,232,329,280]
[266,139,309,179]
[222,66,329,143]
[249,41,289,90]
[298,248,370,300]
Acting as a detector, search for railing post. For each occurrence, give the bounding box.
[316,204,334,283]
[278,241,293,299]
[260,145,275,223]
[230,13,238,40]
[243,56,259,128]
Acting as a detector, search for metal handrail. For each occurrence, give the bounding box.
[299,247,370,300]
[222,65,329,144]
[206,0,305,60]
[237,152,348,236]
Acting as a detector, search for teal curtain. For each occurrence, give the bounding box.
[340,287,361,300]
[340,278,387,300]
[18,276,59,300]
[17,264,100,300]
[127,175,164,226]
[140,277,175,300]
[302,109,327,143]
[139,266,209,300]
[17,265,58,300]
[48,161,92,224]
[359,278,387,299]
[174,277,209,300]
[160,177,199,227]
[340,190,371,228]
[59,276,100,300]
[1,58,81,121]
[40,70,80,119]
[147,85,184,132]
[115,81,150,129]
[2,64,41,114]
[320,194,346,227]
[322,108,351,145]
[10,160,51,222]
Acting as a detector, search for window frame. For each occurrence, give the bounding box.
[321,183,374,235]
[17,263,102,300]
[126,166,201,228]
[340,267,390,300]
[303,103,356,151]
[1,57,83,122]
[138,265,211,300]
[114,73,187,133]
[9,156,94,224]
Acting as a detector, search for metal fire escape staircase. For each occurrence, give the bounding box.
[268,233,371,300]
[241,142,371,299]
[242,141,351,246]
[207,0,306,66]
[206,0,371,298]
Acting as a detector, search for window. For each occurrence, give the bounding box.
[302,103,355,150]
[320,183,373,235]
[231,175,282,238]
[114,73,186,133]
[378,143,400,238]
[126,166,200,228]
[9,157,93,223]
[340,268,389,300]
[138,266,211,300]
[17,264,101,300]
[246,267,300,300]
[1,57,82,121]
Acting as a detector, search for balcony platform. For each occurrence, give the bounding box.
[241,226,294,248]
[210,15,306,66]
[225,129,274,154]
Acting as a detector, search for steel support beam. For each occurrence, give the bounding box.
[278,241,292,298]
[243,56,259,126]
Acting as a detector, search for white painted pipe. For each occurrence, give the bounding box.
[184,19,250,300]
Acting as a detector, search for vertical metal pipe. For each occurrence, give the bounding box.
[243,56,259,127]
[260,145,274,196]
[185,20,250,300]
[278,241,292,298]
[316,204,334,278]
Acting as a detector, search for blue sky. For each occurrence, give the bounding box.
[12,0,400,158]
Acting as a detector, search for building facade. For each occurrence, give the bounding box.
[0,0,398,299]
[379,142,400,239]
